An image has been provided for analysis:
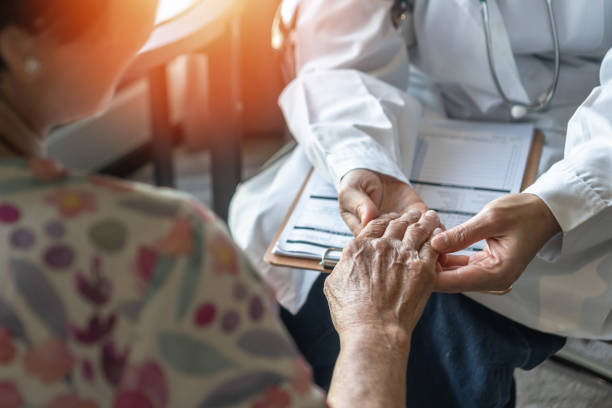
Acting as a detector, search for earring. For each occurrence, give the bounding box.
[24,57,41,75]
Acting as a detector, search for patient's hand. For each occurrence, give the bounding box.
[338,169,430,235]
[325,210,441,354]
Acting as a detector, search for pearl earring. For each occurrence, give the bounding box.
[24,57,41,75]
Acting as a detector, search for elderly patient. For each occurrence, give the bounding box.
[0,0,441,406]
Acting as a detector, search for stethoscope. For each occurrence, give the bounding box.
[393,0,562,119]
[480,0,561,119]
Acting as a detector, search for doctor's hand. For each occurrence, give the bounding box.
[431,193,561,293]
[338,169,429,235]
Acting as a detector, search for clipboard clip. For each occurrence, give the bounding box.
[320,247,343,271]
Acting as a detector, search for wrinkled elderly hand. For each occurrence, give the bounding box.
[324,210,441,355]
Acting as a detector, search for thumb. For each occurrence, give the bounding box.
[357,198,379,227]
[340,186,379,228]
[339,170,383,231]
[431,212,492,253]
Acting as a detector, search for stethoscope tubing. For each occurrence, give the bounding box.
[480,0,561,118]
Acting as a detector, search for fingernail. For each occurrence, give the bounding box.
[426,210,438,218]
[433,228,443,236]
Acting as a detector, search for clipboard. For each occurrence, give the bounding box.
[264,130,544,273]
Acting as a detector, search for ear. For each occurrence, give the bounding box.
[0,25,39,82]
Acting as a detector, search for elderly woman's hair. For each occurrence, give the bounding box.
[0,0,108,70]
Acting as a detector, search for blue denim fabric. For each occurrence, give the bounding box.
[280,273,566,408]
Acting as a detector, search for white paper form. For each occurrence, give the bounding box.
[411,120,534,253]
[273,119,534,262]
[274,174,353,261]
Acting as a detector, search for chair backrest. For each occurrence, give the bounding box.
[240,0,286,137]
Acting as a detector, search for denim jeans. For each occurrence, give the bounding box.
[280,274,566,408]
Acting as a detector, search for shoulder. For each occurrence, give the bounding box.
[0,160,224,263]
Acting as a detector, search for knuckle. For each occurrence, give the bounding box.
[408,222,426,237]
[407,208,422,220]
[371,218,388,228]
[372,238,390,252]
[411,258,424,271]
[387,212,401,220]
[455,226,468,244]
[350,238,369,253]
[389,218,408,228]
[346,240,360,252]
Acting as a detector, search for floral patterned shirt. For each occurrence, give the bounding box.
[0,158,325,408]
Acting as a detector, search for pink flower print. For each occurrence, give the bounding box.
[76,272,112,305]
[0,382,24,408]
[0,204,20,224]
[136,246,159,292]
[28,158,68,181]
[23,338,75,384]
[42,394,99,408]
[102,340,129,386]
[194,302,217,328]
[69,314,117,345]
[88,175,134,193]
[155,217,193,256]
[210,234,239,276]
[0,328,17,365]
[46,188,96,218]
[120,361,168,408]
[82,359,95,383]
[251,386,291,408]
[75,258,112,306]
[113,391,155,408]
[291,357,314,395]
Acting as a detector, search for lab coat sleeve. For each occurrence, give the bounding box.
[525,48,612,260]
[278,0,422,189]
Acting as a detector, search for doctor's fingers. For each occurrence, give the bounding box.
[339,186,381,231]
[439,254,470,269]
[435,262,515,293]
[403,210,440,250]
[340,211,363,236]
[431,210,496,254]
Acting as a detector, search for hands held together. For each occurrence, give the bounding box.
[338,169,562,295]
[325,210,442,356]
[326,169,562,408]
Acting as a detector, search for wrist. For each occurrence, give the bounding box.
[340,329,411,362]
[525,193,561,239]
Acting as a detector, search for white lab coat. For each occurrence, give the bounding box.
[230,0,612,339]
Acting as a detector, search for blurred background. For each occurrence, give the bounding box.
[47,0,285,173]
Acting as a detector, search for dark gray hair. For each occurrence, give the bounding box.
[0,0,108,70]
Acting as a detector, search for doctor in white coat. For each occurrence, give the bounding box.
[230,0,612,406]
